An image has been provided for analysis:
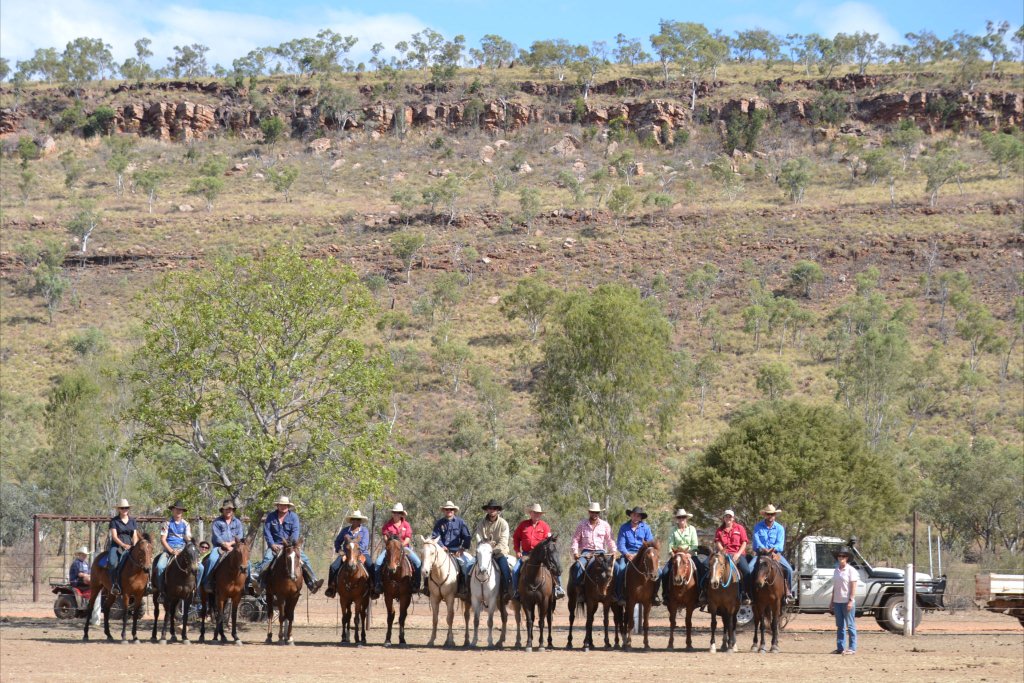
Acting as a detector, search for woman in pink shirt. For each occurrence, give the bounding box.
[829,546,858,655]
[373,503,421,595]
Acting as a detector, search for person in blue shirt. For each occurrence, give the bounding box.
[154,501,193,597]
[255,495,324,594]
[199,500,245,591]
[425,501,472,598]
[613,506,660,607]
[751,504,794,604]
[324,510,373,599]
[69,547,91,588]
[108,499,140,596]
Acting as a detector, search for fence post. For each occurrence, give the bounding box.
[63,520,71,582]
[198,519,206,543]
[32,515,40,603]
[89,522,96,555]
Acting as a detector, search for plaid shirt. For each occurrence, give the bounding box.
[570,518,616,555]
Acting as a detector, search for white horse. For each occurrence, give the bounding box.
[469,542,508,648]
[420,537,471,647]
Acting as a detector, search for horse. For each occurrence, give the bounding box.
[82,534,153,643]
[513,535,558,652]
[199,538,250,645]
[335,537,370,645]
[419,536,470,648]
[264,540,304,645]
[622,540,660,650]
[707,549,741,653]
[151,539,200,644]
[665,549,700,651]
[381,534,414,647]
[566,551,621,651]
[469,541,507,648]
[751,551,785,653]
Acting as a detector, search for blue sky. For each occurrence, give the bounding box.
[2,0,1022,67]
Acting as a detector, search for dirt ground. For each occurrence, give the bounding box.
[2,596,1021,682]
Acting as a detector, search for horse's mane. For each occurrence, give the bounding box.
[140,532,152,543]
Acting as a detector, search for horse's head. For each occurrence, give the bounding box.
[419,536,437,575]
[755,553,779,588]
[708,550,728,589]
[235,538,251,569]
[385,534,404,572]
[590,553,613,584]
[474,541,493,576]
[135,533,154,572]
[671,550,693,586]
[343,538,363,569]
[183,539,200,572]
[636,540,659,571]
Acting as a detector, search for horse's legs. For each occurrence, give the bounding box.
[341,602,351,643]
[399,593,410,645]
[498,598,508,648]
[427,595,439,647]
[472,593,481,647]
[166,597,176,643]
[444,596,456,647]
[265,592,274,644]
[709,610,718,653]
[566,592,575,649]
[151,594,161,641]
[685,606,695,650]
[181,596,191,642]
[82,586,99,641]
[462,597,471,647]
[546,600,554,650]
[642,602,651,650]
[752,604,761,651]
[770,609,780,652]
[230,597,240,643]
[668,598,676,650]
[131,596,142,642]
[523,603,534,651]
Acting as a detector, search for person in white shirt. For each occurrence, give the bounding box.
[829,546,858,655]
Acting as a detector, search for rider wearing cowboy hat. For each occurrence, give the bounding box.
[751,504,794,604]
[569,502,616,587]
[324,509,373,599]
[511,503,565,601]
[108,499,140,596]
[154,500,193,598]
[659,508,706,605]
[472,499,513,600]
[427,501,473,597]
[69,546,91,589]
[256,495,324,594]
[199,499,245,591]
[614,506,658,606]
[370,503,421,596]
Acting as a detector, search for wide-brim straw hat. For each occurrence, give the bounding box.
[76,546,91,556]
[440,500,460,512]
[625,506,648,519]
[587,502,603,513]
[274,495,292,506]
[115,499,131,509]
[674,508,694,519]
[348,510,369,522]
[760,504,782,515]
[391,503,407,515]
[169,500,188,511]
[219,500,236,512]
[526,503,545,514]
[481,499,503,511]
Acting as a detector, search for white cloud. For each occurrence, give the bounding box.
[0,0,426,69]
[795,1,901,44]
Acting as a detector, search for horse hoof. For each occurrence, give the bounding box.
[265,637,273,644]
[770,646,780,653]
[235,640,244,646]
[709,645,717,653]
[181,640,191,645]
[159,639,167,645]
[525,646,532,653]
[538,647,545,653]
[287,640,296,647]
[384,641,391,648]
[583,646,590,653]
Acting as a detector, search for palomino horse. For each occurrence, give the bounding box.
[151,539,200,644]
[83,534,153,642]
[420,536,470,648]
[751,551,786,653]
[514,535,558,652]
[622,540,660,650]
[707,549,741,653]
[666,549,700,651]
[381,534,414,647]
[265,540,304,645]
[469,541,507,648]
[566,551,621,651]
[335,537,370,645]
[199,538,250,644]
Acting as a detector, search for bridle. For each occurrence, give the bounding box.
[124,539,152,574]
[424,541,457,592]
[671,552,696,587]
[756,554,781,588]
[627,545,659,583]
[581,553,613,592]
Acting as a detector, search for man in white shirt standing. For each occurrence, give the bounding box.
[828,546,858,655]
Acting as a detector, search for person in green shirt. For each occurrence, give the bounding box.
[660,508,707,605]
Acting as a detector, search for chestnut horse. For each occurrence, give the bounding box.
[199,538,250,644]
[151,539,200,644]
[751,552,785,653]
[666,549,700,650]
[265,540,304,645]
[513,535,558,652]
[566,551,621,651]
[622,540,660,650]
[335,537,370,645]
[381,534,414,647]
[82,534,153,642]
[707,549,741,653]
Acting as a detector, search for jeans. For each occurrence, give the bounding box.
[108,546,125,588]
[155,552,172,592]
[259,547,318,587]
[198,547,222,589]
[373,548,422,588]
[735,554,753,600]
[613,557,629,601]
[660,555,707,602]
[833,601,857,652]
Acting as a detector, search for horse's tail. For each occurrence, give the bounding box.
[574,591,586,618]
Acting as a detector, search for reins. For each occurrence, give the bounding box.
[627,547,659,583]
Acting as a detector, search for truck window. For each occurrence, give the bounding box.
[816,543,840,569]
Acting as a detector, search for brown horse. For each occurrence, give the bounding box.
[666,549,700,650]
[151,539,200,644]
[381,535,414,647]
[265,540,304,645]
[199,538,250,645]
[622,540,660,650]
[706,549,741,653]
[751,552,785,653]
[513,535,558,652]
[566,552,621,651]
[335,537,370,645]
[82,534,153,643]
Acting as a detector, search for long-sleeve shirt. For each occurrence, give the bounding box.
[669,525,699,552]
[431,516,472,552]
[752,520,785,553]
[714,523,749,554]
[264,510,300,546]
[513,520,551,554]
[336,524,371,555]
[617,521,654,555]
[474,516,511,556]
[211,516,244,547]
[69,558,90,586]
[571,518,616,555]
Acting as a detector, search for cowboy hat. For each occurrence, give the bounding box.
[481,499,503,511]
[526,503,545,514]
[274,495,292,506]
[587,502,603,513]
[832,546,852,558]
[169,500,188,511]
[439,500,460,511]
[219,500,236,512]
[723,509,736,518]
[760,504,782,515]
[75,546,91,556]
[114,498,131,509]
[625,506,648,519]
[390,503,407,515]
[347,510,369,522]
[674,508,694,518]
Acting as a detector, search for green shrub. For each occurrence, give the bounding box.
[809,90,847,126]
[259,116,286,144]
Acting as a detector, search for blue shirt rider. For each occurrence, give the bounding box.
[427,501,472,597]
[256,495,323,594]
[69,547,91,588]
[751,504,794,603]
[324,510,373,600]
[108,499,140,596]
[613,506,656,606]
[199,500,245,590]
[155,501,193,596]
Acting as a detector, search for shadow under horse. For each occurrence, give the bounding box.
[335,537,370,645]
[82,534,153,643]
[264,540,304,645]
[623,540,660,650]
[707,549,741,653]
[666,549,700,651]
[566,551,621,651]
[151,539,200,644]
[514,535,558,652]
[381,534,414,647]
[199,538,250,644]
[751,551,786,653]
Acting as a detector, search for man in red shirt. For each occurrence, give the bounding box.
[713,509,753,604]
[511,503,564,600]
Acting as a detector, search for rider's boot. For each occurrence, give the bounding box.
[307,578,324,594]
[455,571,469,599]
[553,578,566,600]
[372,577,383,599]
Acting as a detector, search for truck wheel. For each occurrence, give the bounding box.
[735,604,754,630]
[53,595,78,619]
[238,596,264,622]
[876,594,922,634]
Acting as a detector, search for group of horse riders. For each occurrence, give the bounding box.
[100,494,794,607]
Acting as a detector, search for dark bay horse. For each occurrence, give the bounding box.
[151,540,200,644]
[381,535,414,647]
[666,550,700,651]
[566,552,621,651]
[623,540,660,650]
[514,535,558,652]
[336,537,370,645]
[707,549,741,653]
[83,534,153,643]
[199,538,250,645]
[265,540,303,645]
[751,552,785,653]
